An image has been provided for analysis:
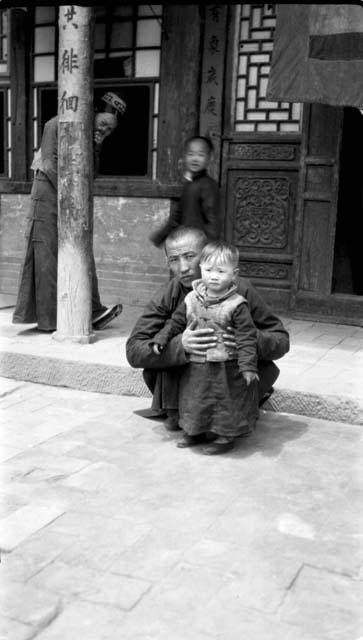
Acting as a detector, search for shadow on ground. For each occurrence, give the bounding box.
[133,409,309,460]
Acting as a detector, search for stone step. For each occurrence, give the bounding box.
[1,349,362,426]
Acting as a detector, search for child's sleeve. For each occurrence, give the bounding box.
[200,178,221,240]
[149,200,182,247]
[232,302,258,373]
[152,301,188,348]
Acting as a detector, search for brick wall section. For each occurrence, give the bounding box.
[93,196,170,306]
[0,193,170,307]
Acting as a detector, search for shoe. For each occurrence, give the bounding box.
[164,409,181,431]
[165,420,182,432]
[92,304,123,330]
[133,408,168,420]
[177,433,207,448]
[202,437,234,455]
[259,387,274,408]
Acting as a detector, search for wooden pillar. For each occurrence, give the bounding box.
[157,5,203,184]
[199,5,229,183]
[10,8,28,180]
[54,5,94,343]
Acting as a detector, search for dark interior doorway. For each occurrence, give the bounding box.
[332,107,363,295]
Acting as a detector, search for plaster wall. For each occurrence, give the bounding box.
[0,193,170,307]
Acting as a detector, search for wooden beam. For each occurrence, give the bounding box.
[10,8,28,180]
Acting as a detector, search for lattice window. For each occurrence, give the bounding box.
[235,4,301,133]
[0,9,8,69]
[31,5,162,178]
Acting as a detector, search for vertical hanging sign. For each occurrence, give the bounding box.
[55,5,95,342]
[199,5,228,181]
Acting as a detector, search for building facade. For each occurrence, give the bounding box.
[0,4,362,324]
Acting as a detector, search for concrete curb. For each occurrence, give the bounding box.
[1,350,362,426]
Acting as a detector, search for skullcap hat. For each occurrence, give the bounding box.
[101,92,127,115]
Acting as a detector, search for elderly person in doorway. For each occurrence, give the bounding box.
[126,226,290,432]
[13,92,126,333]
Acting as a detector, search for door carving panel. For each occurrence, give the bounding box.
[223,161,298,311]
[233,176,290,249]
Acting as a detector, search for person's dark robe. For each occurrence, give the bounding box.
[13,116,105,331]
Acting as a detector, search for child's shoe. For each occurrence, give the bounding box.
[202,436,234,455]
[177,433,207,448]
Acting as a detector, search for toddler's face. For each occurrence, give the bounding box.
[184,140,211,174]
[200,260,237,295]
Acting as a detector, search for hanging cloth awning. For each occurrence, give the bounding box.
[266,4,363,107]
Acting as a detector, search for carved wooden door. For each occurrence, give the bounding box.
[221,3,301,313]
[222,139,300,312]
[291,104,363,324]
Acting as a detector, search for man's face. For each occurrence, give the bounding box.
[165,235,203,287]
[94,113,117,145]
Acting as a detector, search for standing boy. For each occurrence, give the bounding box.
[150,136,221,246]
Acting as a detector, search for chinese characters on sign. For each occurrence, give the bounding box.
[61,48,79,74]
[205,96,217,116]
[209,5,222,23]
[208,34,220,55]
[60,91,79,113]
[63,5,78,29]
[59,7,82,121]
[206,66,218,85]
[200,5,227,179]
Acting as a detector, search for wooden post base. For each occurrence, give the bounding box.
[52,331,96,344]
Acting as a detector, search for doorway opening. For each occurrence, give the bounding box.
[332,107,363,295]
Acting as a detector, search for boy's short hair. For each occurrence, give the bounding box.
[184,135,214,154]
[164,226,208,253]
[200,241,240,269]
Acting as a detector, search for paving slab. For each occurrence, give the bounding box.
[0,581,62,630]
[34,601,126,640]
[0,383,362,640]
[0,616,35,640]
[0,501,66,552]
[277,564,363,639]
[80,572,152,611]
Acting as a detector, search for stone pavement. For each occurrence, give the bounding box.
[0,379,362,639]
[1,305,363,424]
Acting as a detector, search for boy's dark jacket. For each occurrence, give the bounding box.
[150,170,221,246]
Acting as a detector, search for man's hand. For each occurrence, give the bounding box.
[222,326,237,350]
[182,319,217,357]
[242,371,259,386]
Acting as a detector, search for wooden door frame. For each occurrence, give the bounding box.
[291,103,363,325]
